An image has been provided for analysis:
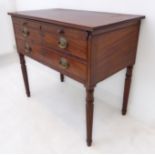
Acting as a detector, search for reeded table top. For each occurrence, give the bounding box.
[9,8,144,31]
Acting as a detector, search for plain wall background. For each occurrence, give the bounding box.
[0,0,16,55]
[3,0,155,124]
[15,0,59,10]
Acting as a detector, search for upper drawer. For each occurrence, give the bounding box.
[13,17,41,30]
[41,23,88,60]
[12,17,88,60]
[14,24,42,43]
[42,23,87,40]
[13,17,41,43]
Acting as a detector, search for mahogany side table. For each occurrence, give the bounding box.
[9,9,145,146]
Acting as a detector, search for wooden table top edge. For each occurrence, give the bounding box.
[8,8,145,32]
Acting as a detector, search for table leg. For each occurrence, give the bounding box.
[18,53,30,97]
[122,66,133,115]
[86,87,94,146]
[60,73,64,82]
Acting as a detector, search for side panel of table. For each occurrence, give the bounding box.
[93,21,141,84]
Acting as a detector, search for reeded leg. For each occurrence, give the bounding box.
[122,66,133,115]
[18,53,30,97]
[60,73,64,82]
[86,88,94,146]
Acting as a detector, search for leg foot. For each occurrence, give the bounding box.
[60,73,64,82]
[18,53,31,97]
[86,88,94,147]
[87,139,92,147]
[122,66,133,115]
[122,109,127,115]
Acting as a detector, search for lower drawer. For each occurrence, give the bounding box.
[17,39,87,83]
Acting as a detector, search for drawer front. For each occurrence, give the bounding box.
[14,25,42,43]
[42,23,88,60]
[17,39,87,82]
[13,17,41,30]
[40,48,87,81]
[13,18,41,43]
[13,17,88,60]
[17,39,41,56]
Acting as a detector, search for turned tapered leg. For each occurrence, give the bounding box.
[86,88,94,146]
[60,73,64,82]
[122,66,133,115]
[18,53,30,97]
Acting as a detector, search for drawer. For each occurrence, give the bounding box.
[16,39,87,82]
[13,17,88,60]
[14,24,41,43]
[17,39,41,56]
[42,23,88,60]
[13,17,41,30]
[42,23,87,40]
[40,48,87,82]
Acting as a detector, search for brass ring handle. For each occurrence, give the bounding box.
[22,27,30,37]
[24,43,32,54]
[58,36,68,49]
[59,57,70,69]
[22,31,29,37]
